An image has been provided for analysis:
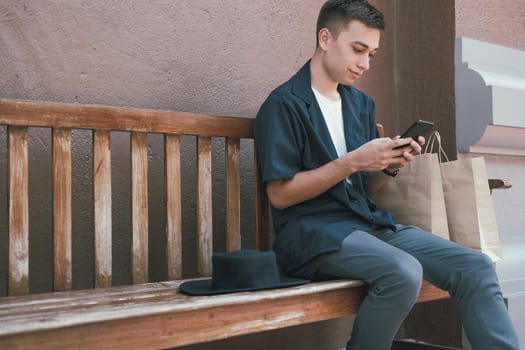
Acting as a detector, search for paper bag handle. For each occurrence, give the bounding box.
[424,131,449,163]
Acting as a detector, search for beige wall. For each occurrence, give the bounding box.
[456,0,525,50]
[0,1,322,114]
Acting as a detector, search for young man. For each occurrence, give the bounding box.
[253,1,520,349]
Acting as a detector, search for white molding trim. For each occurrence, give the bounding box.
[468,125,525,156]
[455,37,525,156]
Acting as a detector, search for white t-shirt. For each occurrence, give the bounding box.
[311,87,347,157]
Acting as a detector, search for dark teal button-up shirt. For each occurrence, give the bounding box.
[254,61,396,274]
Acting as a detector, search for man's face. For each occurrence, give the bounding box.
[320,20,380,85]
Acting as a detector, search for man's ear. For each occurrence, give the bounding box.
[318,28,332,50]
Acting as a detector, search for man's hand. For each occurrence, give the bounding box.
[365,136,426,194]
[346,136,424,173]
[386,135,425,169]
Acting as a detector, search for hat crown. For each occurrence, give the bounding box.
[178,249,309,295]
[212,250,280,290]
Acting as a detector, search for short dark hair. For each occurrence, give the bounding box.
[316,0,385,41]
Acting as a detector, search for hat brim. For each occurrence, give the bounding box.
[179,277,310,296]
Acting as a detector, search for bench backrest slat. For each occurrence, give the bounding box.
[197,136,213,276]
[131,132,149,284]
[53,128,73,291]
[0,100,253,138]
[94,130,113,288]
[0,99,265,295]
[8,126,30,296]
[165,134,183,280]
[226,138,241,252]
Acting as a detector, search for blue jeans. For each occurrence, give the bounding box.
[292,225,520,350]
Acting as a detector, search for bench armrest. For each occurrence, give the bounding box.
[489,179,512,194]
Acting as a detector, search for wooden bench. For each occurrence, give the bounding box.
[0,98,488,349]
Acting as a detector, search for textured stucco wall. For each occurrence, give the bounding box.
[456,0,525,50]
[0,1,322,113]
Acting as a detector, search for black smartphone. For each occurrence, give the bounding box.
[393,119,434,149]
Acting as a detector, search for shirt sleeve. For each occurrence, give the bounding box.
[253,92,305,184]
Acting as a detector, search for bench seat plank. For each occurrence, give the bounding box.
[0,280,446,349]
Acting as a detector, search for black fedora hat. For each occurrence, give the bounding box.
[179,250,309,296]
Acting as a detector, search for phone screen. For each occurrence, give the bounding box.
[393,119,434,149]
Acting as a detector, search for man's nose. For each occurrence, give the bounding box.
[357,56,370,71]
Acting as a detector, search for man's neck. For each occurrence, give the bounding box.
[310,51,340,101]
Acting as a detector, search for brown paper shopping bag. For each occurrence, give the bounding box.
[372,152,450,240]
[440,156,502,262]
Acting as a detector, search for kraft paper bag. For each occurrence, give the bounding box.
[372,152,450,240]
[440,156,502,262]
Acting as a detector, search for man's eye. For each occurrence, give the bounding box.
[352,47,364,53]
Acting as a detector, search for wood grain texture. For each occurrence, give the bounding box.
[93,130,112,288]
[53,128,73,291]
[0,279,447,349]
[0,99,253,138]
[197,136,213,276]
[165,134,182,280]
[226,138,241,252]
[417,280,449,302]
[8,126,29,296]
[131,132,149,284]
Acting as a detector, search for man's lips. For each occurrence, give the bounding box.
[349,69,362,79]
